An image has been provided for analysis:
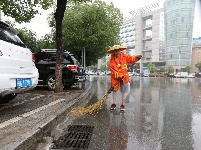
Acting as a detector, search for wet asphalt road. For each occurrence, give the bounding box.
[43,76,201,150]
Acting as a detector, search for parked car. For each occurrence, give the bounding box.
[167,73,175,78]
[106,71,111,75]
[34,49,85,90]
[0,21,39,103]
[148,73,159,77]
[133,72,140,76]
[159,73,167,77]
[143,73,150,77]
[128,72,134,77]
[174,72,188,78]
[188,73,195,78]
[195,72,201,78]
[88,71,96,75]
[99,71,106,75]
[143,69,150,77]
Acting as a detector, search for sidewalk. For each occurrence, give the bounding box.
[0,81,92,150]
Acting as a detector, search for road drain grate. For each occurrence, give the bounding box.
[53,125,94,150]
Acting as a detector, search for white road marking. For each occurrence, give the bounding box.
[0,98,65,129]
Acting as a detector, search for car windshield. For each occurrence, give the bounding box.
[0,26,26,48]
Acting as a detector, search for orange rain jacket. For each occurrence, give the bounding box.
[109,52,141,91]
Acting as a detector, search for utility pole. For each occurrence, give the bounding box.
[82,47,86,72]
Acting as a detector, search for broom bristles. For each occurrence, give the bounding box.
[70,93,109,116]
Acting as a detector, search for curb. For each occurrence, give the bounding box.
[3,83,92,150]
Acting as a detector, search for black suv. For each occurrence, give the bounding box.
[34,49,84,90]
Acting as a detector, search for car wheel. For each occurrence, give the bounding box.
[0,93,18,104]
[46,74,56,90]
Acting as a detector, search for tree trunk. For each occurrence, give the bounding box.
[54,0,67,93]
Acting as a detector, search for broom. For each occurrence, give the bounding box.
[70,57,141,116]
[69,78,120,116]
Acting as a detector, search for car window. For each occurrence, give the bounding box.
[35,53,48,62]
[63,54,74,64]
[0,26,26,48]
[49,54,56,61]
[71,56,81,67]
[70,54,82,66]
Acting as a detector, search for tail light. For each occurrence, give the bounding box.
[32,54,35,62]
[67,65,77,71]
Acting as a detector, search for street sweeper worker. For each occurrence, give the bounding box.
[106,45,142,111]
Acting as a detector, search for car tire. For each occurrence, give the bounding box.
[64,83,73,89]
[0,93,18,104]
[46,74,56,90]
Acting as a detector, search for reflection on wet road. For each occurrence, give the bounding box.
[66,76,201,150]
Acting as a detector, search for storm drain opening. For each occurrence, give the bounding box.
[53,125,94,150]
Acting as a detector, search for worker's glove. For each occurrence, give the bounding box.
[136,55,142,59]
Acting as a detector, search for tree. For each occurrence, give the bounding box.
[4,20,38,52]
[147,62,157,73]
[53,0,91,92]
[164,65,174,73]
[195,61,201,72]
[1,0,118,93]
[90,65,95,71]
[185,65,191,74]
[100,64,106,71]
[0,0,54,23]
[49,0,123,66]
[17,28,38,52]
[37,33,56,50]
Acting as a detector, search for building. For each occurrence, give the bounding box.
[191,37,201,73]
[97,54,110,73]
[191,0,201,73]
[164,0,196,71]
[98,0,199,73]
[120,3,165,73]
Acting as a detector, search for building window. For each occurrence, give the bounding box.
[181,17,184,23]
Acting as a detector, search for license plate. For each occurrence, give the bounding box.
[16,78,32,88]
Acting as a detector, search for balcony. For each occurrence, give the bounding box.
[143,47,152,51]
[142,36,152,41]
[143,24,152,30]
[142,57,152,61]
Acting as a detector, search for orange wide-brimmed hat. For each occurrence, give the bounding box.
[106,45,127,54]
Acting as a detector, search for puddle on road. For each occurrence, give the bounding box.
[33,77,201,150]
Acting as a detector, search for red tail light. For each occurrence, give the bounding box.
[67,65,77,71]
[32,54,35,62]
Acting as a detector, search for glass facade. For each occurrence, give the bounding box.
[164,0,196,69]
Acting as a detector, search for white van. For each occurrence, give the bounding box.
[174,72,188,78]
[0,21,39,103]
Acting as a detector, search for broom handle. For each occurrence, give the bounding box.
[107,78,121,94]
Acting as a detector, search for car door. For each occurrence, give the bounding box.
[34,53,56,80]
